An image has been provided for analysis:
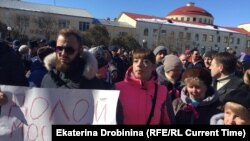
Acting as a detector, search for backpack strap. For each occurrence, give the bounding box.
[146,83,158,125]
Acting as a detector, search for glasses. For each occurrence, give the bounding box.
[56,46,75,54]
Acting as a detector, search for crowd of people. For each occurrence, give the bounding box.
[0,28,250,125]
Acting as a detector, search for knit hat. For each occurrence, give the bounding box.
[163,54,182,72]
[153,46,167,55]
[224,88,250,111]
[89,46,108,68]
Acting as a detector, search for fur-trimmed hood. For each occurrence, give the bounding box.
[43,51,98,80]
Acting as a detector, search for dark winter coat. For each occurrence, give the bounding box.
[28,61,47,87]
[41,52,104,89]
[186,60,205,69]
[214,75,244,103]
[172,86,222,124]
[0,41,28,86]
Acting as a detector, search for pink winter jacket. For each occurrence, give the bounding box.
[115,67,171,125]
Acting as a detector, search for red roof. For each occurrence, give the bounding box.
[167,5,213,17]
[122,12,213,26]
[121,12,250,35]
[122,12,166,20]
[224,27,250,36]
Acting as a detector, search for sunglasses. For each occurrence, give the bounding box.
[56,46,75,54]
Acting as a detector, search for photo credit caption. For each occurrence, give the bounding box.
[52,126,248,139]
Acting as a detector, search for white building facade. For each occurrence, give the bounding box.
[118,3,250,55]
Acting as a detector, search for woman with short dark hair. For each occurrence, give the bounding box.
[115,48,172,125]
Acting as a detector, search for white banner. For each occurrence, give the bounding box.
[0,85,120,141]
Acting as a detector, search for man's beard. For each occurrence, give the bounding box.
[56,57,74,73]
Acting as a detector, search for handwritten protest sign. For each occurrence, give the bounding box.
[0,85,120,141]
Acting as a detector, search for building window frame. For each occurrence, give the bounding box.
[59,19,70,28]
[79,21,90,32]
[143,28,149,36]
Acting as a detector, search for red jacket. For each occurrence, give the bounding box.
[115,67,171,125]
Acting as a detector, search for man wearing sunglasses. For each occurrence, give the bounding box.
[41,29,102,89]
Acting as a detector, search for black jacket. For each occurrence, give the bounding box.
[0,41,28,86]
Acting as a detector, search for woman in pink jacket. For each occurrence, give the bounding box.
[115,48,171,125]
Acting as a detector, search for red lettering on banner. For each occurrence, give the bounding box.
[41,125,46,141]
[27,123,38,141]
[30,97,49,120]
[49,99,70,121]
[73,99,89,122]
[95,99,107,122]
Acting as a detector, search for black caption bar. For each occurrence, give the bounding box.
[52,125,249,140]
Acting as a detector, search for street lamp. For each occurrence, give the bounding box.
[7,26,12,41]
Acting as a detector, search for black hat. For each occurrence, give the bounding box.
[224,88,250,111]
[39,38,46,43]
[48,40,56,48]
[190,48,199,54]
[29,40,38,49]
[109,45,119,52]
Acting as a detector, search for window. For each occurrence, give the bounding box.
[119,32,127,36]
[181,17,184,21]
[217,36,221,43]
[161,30,166,34]
[186,32,191,40]
[175,17,178,20]
[199,18,202,23]
[143,28,149,36]
[208,35,213,42]
[237,38,240,44]
[224,37,228,43]
[230,37,234,44]
[247,40,250,47]
[195,34,199,41]
[187,17,190,22]
[153,29,158,34]
[59,19,70,28]
[179,32,184,39]
[193,17,196,22]
[202,34,207,42]
[170,31,175,37]
[204,18,207,23]
[79,22,89,31]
